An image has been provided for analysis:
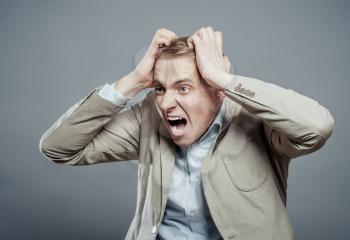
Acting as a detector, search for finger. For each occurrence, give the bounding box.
[223,55,231,73]
[156,36,171,47]
[161,29,177,40]
[187,29,199,48]
[200,27,210,41]
[215,31,223,56]
[191,28,202,39]
[158,28,173,35]
[206,26,215,40]
[187,37,194,49]
[192,28,201,37]
[158,32,176,46]
[170,31,178,39]
[192,34,202,48]
[157,28,176,42]
[187,27,203,48]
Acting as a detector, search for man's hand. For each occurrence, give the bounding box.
[134,28,177,87]
[187,26,232,90]
[115,28,177,98]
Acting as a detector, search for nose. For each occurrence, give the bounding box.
[159,90,177,112]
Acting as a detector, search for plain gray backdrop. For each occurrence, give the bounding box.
[1,0,349,239]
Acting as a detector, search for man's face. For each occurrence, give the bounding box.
[154,55,223,147]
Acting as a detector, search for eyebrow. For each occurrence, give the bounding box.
[154,78,193,86]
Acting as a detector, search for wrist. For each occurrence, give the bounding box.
[114,71,146,98]
[211,71,233,90]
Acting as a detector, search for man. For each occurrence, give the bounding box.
[39,27,334,240]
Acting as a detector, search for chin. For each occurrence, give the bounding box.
[172,137,193,148]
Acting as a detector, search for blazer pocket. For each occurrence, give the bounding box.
[222,141,269,192]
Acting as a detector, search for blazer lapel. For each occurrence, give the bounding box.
[159,120,176,210]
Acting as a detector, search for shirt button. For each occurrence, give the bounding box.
[152,226,157,234]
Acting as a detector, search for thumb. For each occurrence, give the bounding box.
[187,37,194,49]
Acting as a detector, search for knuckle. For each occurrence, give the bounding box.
[157,28,165,34]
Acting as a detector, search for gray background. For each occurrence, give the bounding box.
[1,0,349,239]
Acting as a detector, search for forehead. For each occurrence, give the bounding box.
[154,55,200,85]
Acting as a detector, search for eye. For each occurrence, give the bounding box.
[178,86,190,94]
[155,86,165,94]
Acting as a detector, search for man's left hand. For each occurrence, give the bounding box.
[187,26,232,90]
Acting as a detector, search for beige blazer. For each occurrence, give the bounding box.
[39,74,334,240]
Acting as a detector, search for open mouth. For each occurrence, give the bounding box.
[166,117,188,137]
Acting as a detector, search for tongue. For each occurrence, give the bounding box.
[170,123,186,136]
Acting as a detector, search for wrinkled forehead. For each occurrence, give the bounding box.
[154,55,201,86]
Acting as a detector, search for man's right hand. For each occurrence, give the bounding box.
[115,28,177,98]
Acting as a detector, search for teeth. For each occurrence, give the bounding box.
[167,116,183,121]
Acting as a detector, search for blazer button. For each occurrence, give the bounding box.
[152,225,157,234]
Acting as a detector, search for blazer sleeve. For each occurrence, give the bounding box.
[39,85,145,165]
[224,75,335,159]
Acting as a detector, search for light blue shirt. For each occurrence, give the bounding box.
[157,98,225,240]
[98,83,225,240]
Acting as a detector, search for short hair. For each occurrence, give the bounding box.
[156,36,195,59]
